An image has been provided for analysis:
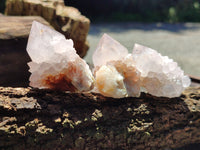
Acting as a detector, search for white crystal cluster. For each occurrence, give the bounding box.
[93,34,191,98]
[27,21,94,91]
[93,34,141,98]
[26,21,190,98]
[132,44,191,97]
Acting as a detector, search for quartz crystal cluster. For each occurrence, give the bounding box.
[26,21,190,98]
[93,34,191,98]
[132,44,191,97]
[93,34,141,98]
[27,21,94,91]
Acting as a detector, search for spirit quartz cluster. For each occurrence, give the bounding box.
[93,34,191,98]
[27,21,94,92]
[27,21,191,98]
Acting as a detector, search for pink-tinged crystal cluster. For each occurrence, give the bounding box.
[27,21,94,91]
[93,34,141,98]
[93,34,191,98]
[26,21,190,98]
[132,44,191,97]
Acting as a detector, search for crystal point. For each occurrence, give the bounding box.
[27,21,94,91]
[92,33,129,67]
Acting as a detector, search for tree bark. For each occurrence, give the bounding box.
[0,86,200,150]
[0,16,51,87]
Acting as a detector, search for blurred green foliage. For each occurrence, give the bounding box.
[0,0,6,13]
[66,0,200,22]
[1,0,200,22]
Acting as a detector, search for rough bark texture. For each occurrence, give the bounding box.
[0,16,51,87]
[0,86,200,150]
[5,0,90,57]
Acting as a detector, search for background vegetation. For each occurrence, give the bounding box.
[0,0,6,14]
[65,0,200,23]
[1,0,200,23]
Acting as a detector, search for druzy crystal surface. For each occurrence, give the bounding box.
[93,34,191,98]
[93,34,141,98]
[132,44,191,97]
[27,21,94,91]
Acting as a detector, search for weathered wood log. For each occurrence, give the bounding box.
[0,86,200,150]
[0,16,51,87]
[5,0,90,57]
